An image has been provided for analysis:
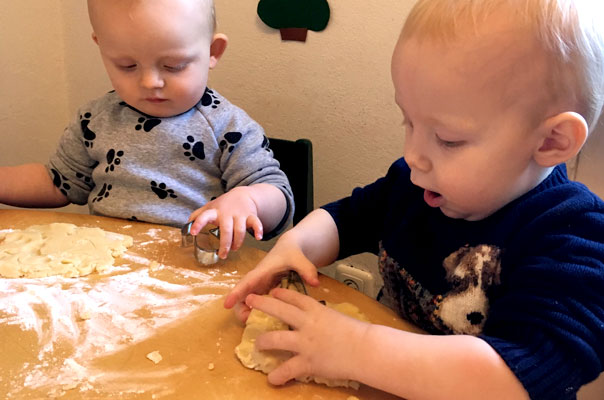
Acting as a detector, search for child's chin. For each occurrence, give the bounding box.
[440,207,470,220]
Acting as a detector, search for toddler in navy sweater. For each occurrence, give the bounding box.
[225,0,604,398]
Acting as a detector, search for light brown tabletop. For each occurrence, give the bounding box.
[0,209,422,399]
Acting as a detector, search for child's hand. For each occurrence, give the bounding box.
[223,235,320,322]
[188,186,263,259]
[245,288,370,386]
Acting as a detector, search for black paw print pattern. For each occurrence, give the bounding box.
[201,88,220,109]
[135,116,161,132]
[50,169,71,196]
[219,131,242,153]
[183,136,205,161]
[92,183,112,202]
[75,172,92,184]
[261,135,270,152]
[105,149,124,172]
[80,112,96,148]
[150,181,177,199]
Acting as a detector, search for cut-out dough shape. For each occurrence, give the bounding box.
[0,223,133,278]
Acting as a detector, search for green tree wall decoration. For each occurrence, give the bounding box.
[257,0,330,42]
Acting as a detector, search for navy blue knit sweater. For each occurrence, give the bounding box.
[322,158,604,399]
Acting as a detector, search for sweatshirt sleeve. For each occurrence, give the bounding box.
[480,188,604,399]
[214,107,294,240]
[46,104,100,205]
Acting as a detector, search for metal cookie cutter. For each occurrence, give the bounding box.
[280,270,308,295]
[181,222,221,265]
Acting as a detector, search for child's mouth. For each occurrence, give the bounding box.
[423,189,444,208]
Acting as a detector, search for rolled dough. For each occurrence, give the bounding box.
[235,298,369,390]
[0,223,133,278]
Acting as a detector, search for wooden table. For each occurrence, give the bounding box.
[0,210,422,399]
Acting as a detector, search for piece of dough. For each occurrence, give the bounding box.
[146,350,163,364]
[235,298,369,390]
[0,223,133,278]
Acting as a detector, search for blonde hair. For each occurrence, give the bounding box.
[401,0,604,130]
[88,0,217,37]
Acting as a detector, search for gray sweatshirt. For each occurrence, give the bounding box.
[47,88,293,236]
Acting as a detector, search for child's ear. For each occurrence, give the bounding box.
[533,111,588,167]
[209,34,228,69]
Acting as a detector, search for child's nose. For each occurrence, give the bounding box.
[140,69,165,89]
[404,136,432,172]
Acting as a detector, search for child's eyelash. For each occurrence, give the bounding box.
[436,135,464,148]
[164,63,187,72]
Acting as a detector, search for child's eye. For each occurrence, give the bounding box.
[118,64,137,71]
[164,63,187,72]
[436,134,464,148]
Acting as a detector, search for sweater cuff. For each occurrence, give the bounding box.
[262,194,292,241]
[480,333,584,399]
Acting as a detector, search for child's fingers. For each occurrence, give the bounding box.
[255,329,300,353]
[230,216,248,252]
[245,293,304,328]
[246,215,263,240]
[224,269,269,308]
[217,217,233,259]
[232,301,252,323]
[224,258,289,309]
[188,207,204,222]
[269,287,318,312]
[291,256,321,287]
[189,209,217,235]
[267,356,308,386]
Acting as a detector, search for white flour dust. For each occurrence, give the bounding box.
[0,230,237,398]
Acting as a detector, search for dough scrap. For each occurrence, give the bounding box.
[146,350,163,364]
[235,298,369,390]
[0,223,133,278]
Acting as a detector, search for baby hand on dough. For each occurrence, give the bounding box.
[224,234,320,322]
[245,288,370,386]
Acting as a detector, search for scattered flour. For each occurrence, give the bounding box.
[0,227,238,398]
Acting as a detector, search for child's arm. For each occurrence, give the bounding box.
[223,208,339,320]
[246,288,529,400]
[188,183,290,259]
[0,163,69,208]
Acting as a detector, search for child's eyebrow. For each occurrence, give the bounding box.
[401,108,478,133]
[396,96,477,132]
[428,115,478,133]
[159,52,197,62]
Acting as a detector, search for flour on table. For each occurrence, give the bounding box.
[0,223,133,278]
[235,299,369,390]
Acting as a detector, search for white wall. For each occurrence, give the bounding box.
[0,2,70,163]
[210,0,413,208]
[0,0,99,214]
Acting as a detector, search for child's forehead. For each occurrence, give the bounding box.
[396,26,542,82]
[392,33,551,129]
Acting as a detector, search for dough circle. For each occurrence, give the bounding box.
[0,223,133,278]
